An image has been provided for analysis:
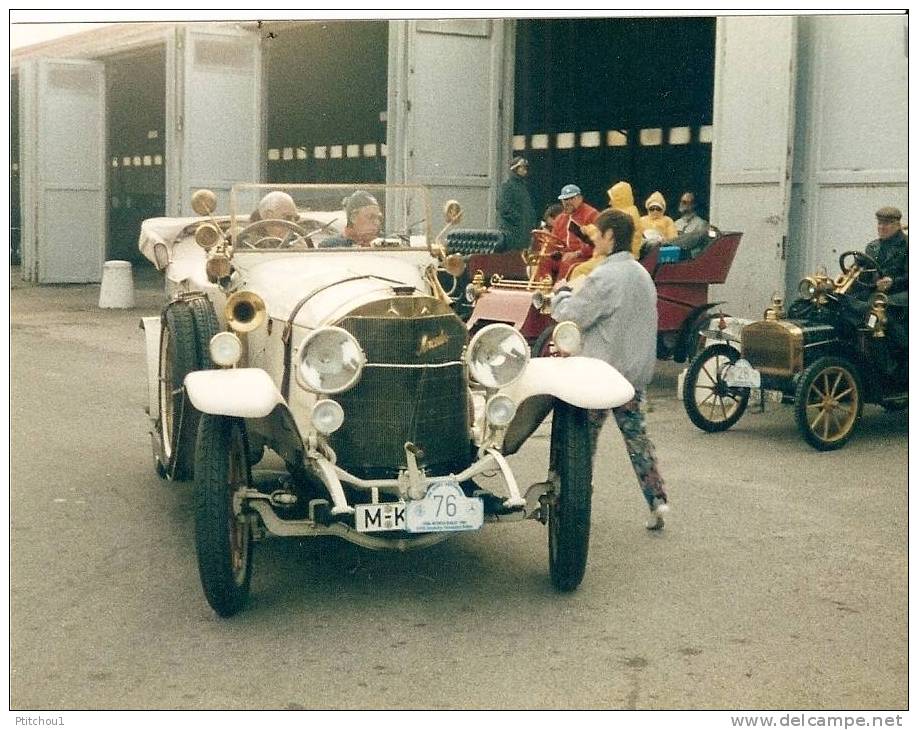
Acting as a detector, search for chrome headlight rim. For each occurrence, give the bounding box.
[465,323,530,389]
[295,326,366,395]
[552,321,582,356]
[209,331,243,367]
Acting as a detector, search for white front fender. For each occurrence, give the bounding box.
[184,368,285,418]
[501,356,635,410]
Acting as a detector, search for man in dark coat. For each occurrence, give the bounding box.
[496,156,537,252]
[866,206,908,294]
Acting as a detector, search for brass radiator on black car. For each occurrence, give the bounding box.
[331,309,472,477]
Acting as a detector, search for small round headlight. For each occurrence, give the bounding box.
[466,323,530,388]
[311,399,345,435]
[486,395,517,428]
[798,278,817,299]
[209,332,242,367]
[552,321,582,355]
[296,326,366,394]
[465,282,479,304]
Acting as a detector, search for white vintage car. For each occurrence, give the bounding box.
[139,183,634,617]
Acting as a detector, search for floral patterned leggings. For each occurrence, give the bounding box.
[588,390,667,509]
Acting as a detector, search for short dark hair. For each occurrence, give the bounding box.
[544,203,563,220]
[595,208,634,253]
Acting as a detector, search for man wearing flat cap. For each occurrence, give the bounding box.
[323,190,383,248]
[496,156,538,251]
[866,206,908,295]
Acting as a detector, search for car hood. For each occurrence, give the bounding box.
[232,251,436,328]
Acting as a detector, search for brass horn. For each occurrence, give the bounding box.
[225,291,267,333]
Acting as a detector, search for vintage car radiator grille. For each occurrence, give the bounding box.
[330,312,471,475]
[741,320,804,377]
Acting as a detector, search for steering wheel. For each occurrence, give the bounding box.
[236,219,313,250]
[838,250,881,290]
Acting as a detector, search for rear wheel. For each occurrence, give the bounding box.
[683,344,750,432]
[548,401,593,592]
[794,356,863,451]
[194,415,254,617]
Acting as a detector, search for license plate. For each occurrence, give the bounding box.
[406,479,484,534]
[355,501,407,533]
[725,358,761,388]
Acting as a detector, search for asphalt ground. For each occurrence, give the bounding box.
[9,263,909,709]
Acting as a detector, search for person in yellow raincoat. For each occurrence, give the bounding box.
[641,191,678,242]
[606,181,644,257]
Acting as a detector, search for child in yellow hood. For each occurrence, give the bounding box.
[641,191,678,242]
[606,181,645,257]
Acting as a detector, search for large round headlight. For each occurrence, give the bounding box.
[552,321,582,355]
[466,323,529,388]
[296,327,366,394]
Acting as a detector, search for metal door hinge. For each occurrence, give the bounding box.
[177,115,183,132]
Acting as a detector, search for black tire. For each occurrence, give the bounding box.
[794,356,863,451]
[531,326,553,357]
[158,302,199,480]
[548,401,593,592]
[188,296,221,369]
[683,344,750,432]
[194,415,254,617]
[156,297,221,481]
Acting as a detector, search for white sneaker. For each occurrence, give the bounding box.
[645,500,669,531]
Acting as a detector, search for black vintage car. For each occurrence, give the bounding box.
[682,250,907,450]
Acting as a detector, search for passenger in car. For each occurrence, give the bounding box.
[549,184,599,280]
[674,191,708,236]
[606,181,645,257]
[551,208,670,531]
[641,191,678,243]
[322,191,384,248]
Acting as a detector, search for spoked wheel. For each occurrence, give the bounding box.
[794,356,863,451]
[547,400,593,592]
[194,415,254,617]
[683,344,750,432]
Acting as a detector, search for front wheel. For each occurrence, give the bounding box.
[547,401,593,592]
[683,344,750,432]
[794,356,863,451]
[194,415,254,617]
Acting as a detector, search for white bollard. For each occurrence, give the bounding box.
[98,260,135,309]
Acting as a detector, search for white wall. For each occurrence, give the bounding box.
[787,14,908,292]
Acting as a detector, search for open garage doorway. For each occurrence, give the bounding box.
[105,45,166,263]
[263,21,389,185]
[514,17,715,222]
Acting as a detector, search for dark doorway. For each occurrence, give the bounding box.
[106,46,166,263]
[11,75,21,264]
[264,21,389,185]
[514,17,715,220]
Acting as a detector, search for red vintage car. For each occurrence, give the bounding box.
[458,227,743,360]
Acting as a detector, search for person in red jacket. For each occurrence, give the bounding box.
[537,184,599,281]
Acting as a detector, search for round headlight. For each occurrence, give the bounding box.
[311,399,345,435]
[486,395,517,428]
[209,332,242,367]
[296,326,366,394]
[798,278,817,299]
[532,290,548,311]
[466,323,530,388]
[552,321,582,355]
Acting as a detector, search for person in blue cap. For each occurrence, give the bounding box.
[548,183,599,280]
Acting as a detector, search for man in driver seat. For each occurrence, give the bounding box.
[867,206,908,295]
[323,191,383,248]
